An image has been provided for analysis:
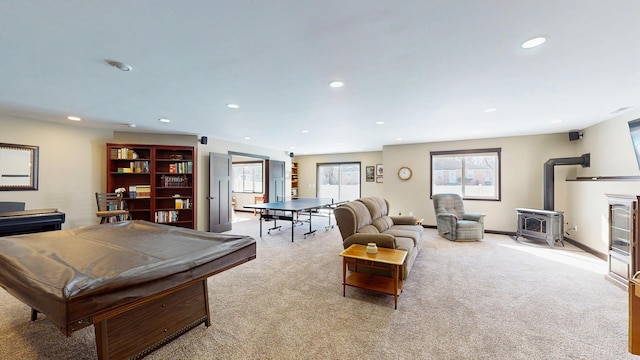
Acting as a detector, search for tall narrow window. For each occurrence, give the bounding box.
[232,161,263,193]
[430,148,501,200]
[316,162,361,202]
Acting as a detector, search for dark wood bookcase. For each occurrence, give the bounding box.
[106,143,197,229]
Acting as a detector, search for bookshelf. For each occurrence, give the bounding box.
[291,162,298,198]
[106,143,196,229]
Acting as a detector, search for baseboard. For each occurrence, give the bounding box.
[563,237,606,261]
[422,225,606,261]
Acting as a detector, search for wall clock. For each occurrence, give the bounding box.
[398,166,412,180]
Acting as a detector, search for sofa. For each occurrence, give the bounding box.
[334,197,423,280]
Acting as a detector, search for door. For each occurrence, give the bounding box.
[265,160,285,202]
[209,152,232,232]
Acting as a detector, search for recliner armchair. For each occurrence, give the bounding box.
[432,193,485,241]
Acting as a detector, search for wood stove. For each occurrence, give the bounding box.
[515,208,564,247]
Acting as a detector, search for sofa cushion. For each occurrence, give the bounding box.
[394,236,415,253]
[358,197,389,219]
[391,224,424,234]
[383,228,421,247]
[372,217,392,232]
[357,224,381,234]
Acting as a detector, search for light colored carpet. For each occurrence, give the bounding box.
[0,213,634,359]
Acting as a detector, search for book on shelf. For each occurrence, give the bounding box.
[111,148,140,160]
[168,161,193,174]
[128,185,137,198]
[155,210,179,223]
[161,175,189,187]
[134,185,151,198]
[174,198,191,209]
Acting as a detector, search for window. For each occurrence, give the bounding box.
[430,148,501,200]
[316,162,361,202]
[233,162,263,193]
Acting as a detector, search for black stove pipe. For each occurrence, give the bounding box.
[544,153,590,210]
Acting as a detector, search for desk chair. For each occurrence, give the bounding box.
[253,195,264,216]
[95,192,130,224]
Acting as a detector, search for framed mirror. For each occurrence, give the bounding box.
[0,143,39,191]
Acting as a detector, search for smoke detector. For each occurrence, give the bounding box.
[107,60,133,72]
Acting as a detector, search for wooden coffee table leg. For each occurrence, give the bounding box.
[394,265,398,310]
[342,258,347,297]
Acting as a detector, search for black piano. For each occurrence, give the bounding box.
[0,208,66,237]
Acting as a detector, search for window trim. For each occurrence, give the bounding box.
[430,148,501,201]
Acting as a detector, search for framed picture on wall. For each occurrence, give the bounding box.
[366,166,375,182]
[376,164,383,177]
[376,176,383,183]
[0,143,39,191]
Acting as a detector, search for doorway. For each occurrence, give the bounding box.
[208,151,284,232]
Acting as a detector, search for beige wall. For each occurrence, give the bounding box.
[196,141,290,229]
[1,116,112,229]
[294,151,384,199]
[565,108,640,253]
[297,110,640,255]
[1,116,289,232]
[382,133,577,231]
[4,107,640,255]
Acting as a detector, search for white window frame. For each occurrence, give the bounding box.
[232,161,263,193]
[316,162,361,202]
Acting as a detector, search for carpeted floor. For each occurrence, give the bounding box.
[0,212,635,359]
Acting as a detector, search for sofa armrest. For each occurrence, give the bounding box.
[343,233,396,249]
[463,212,485,223]
[435,213,458,234]
[389,215,417,225]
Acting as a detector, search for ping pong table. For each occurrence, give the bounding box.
[244,198,341,242]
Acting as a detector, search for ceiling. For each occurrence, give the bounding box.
[1,1,639,155]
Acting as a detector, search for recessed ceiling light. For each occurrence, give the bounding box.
[551,119,562,124]
[158,118,171,123]
[329,80,344,88]
[67,116,81,121]
[375,121,385,125]
[243,136,251,140]
[227,103,239,109]
[396,138,403,141]
[484,108,497,113]
[301,130,310,133]
[128,124,137,128]
[522,37,546,49]
[107,60,133,71]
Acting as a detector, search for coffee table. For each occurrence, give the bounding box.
[339,244,407,309]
